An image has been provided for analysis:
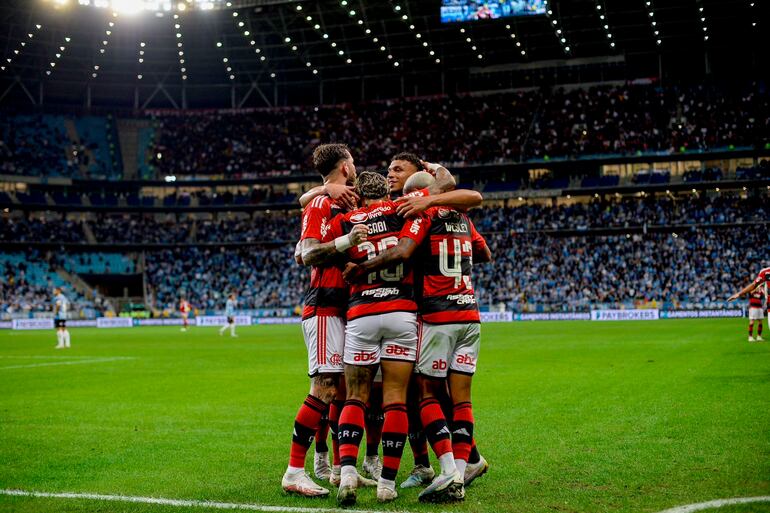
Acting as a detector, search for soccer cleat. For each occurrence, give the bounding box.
[749,336,756,342]
[418,471,463,503]
[54,345,64,349]
[281,470,330,498]
[758,336,764,341]
[400,464,435,489]
[336,473,357,506]
[329,465,341,486]
[314,452,331,481]
[363,455,383,481]
[376,482,398,502]
[464,455,489,487]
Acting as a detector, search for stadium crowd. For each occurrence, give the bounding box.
[2,193,767,246]
[146,84,770,178]
[144,247,305,312]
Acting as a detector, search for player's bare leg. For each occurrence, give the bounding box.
[337,364,377,506]
[449,372,487,488]
[281,373,338,498]
[416,375,463,503]
[376,359,415,502]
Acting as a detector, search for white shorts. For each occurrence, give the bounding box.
[302,315,345,376]
[344,312,418,366]
[416,322,481,378]
[749,307,765,321]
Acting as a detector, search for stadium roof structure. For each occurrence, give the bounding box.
[0,0,765,109]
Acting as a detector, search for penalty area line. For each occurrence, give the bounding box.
[0,357,136,370]
[0,489,427,513]
[656,496,770,513]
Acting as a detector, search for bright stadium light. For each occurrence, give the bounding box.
[111,0,143,14]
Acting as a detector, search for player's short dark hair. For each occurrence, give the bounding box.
[312,144,351,177]
[392,152,424,171]
[356,171,390,200]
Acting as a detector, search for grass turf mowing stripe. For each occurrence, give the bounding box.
[0,357,135,370]
[0,489,425,513]
[656,496,770,513]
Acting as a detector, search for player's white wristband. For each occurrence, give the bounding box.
[334,234,353,252]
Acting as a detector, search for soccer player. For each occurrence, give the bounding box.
[281,143,375,497]
[343,171,491,502]
[728,266,770,341]
[304,171,481,505]
[746,287,765,342]
[219,293,238,337]
[53,287,71,349]
[179,297,192,332]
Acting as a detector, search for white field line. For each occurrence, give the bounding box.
[0,355,123,359]
[655,496,770,513]
[0,357,135,370]
[0,489,428,513]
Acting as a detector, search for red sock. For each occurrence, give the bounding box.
[419,398,453,458]
[469,439,481,464]
[759,323,764,336]
[750,325,754,336]
[381,403,408,481]
[329,399,343,466]
[338,399,366,468]
[451,402,474,463]
[289,395,327,468]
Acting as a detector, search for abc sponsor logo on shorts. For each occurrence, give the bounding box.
[456,354,475,366]
[353,351,378,362]
[432,359,447,370]
[385,345,409,357]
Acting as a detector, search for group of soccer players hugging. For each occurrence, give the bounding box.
[281,143,491,506]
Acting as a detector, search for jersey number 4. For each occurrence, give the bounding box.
[439,238,472,289]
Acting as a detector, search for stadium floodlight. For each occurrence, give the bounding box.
[111,0,143,14]
[164,175,177,182]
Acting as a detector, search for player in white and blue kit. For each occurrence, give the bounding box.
[53,288,71,349]
[219,293,238,337]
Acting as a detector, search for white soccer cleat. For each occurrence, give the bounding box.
[314,452,331,481]
[281,470,330,498]
[418,471,463,503]
[231,334,239,338]
[376,482,398,502]
[749,336,756,342]
[363,455,383,481]
[336,472,357,506]
[400,464,435,488]
[54,345,64,349]
[757,335,764,341]
[329,465,341,486]
[464,455,489,487]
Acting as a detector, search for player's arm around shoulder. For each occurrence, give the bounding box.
[301,217,369,267]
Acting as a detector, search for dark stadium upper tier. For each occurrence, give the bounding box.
[1,84,769,181]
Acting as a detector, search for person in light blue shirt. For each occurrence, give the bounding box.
[53,288,71,349]
[219,292,238,338]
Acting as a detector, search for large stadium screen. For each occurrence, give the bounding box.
[440,0,546,23]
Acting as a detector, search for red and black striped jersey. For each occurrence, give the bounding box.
[326,200,417,320]
[401,206,487,324]
[753,267,770,288]
[749,289,764,308]
[300,195,348,319]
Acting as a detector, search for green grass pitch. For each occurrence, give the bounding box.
[1,320,769,513]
